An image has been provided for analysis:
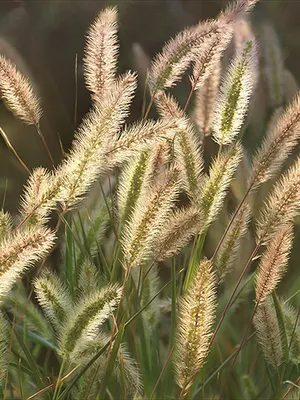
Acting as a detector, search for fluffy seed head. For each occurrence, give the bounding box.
[155,206,203,261]
[148,20,228,95]
[110,117,185,165]
[156,93,204,198]
[34,269,72,332]
[255,225,294,303]
[256,157,300,244]
[251,94,300,188]
[122,168,180,267]
[221,0,260,23]
[57,72,137,209]
[60,285,121,358]
[253,297,283,369]
[212,40,258,145]
[175,259,216,393]
[193,60,221,136]
[19,167,58,227]
[198,143,243,228]
[84,7,119,102]
[190,26,232,92]
[0,227,55,303]
[0,211,12,242]
[0,55,42,125]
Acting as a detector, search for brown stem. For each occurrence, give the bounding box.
[143,93,155,121]
[35,124,55,166]
[0,127,30,174]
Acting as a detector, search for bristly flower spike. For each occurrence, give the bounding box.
[155,93,204,198]
[122,168,180,267]
[175,259,216,396]
[57,72,137,209]
[212,40,258,146]
[251,94,300,188]
[60,285,121,359]
[0,227,55,303]
[84,7,119,103]
[148,19,230,96]
[34,269,72,333]
[256,157,300,244]
[198,143,243,228]
[155,206,203,261]
[255,225,294,303]
[0,55,42,125]
[193,60,221,137]
[253,297,283,369]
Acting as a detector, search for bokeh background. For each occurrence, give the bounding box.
[0,0,299,211]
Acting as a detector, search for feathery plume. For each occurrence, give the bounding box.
[175,259,216,394]
[118,144,170,224]
[193,60,221,136]
[255,226,293,303]
[198,143,243,228]
[256,158,300,244]
[0,312,9,384]
[60,285,121,358]
[215,203,251,282]
[260,24,284,108]
[212,40,257,145]
[148,20,229,95]
[251,94,300,188]
[190,28,232,92]
[174,122,204,198]
[34,269,72,332]
[110,117,185,164]
[281,301,300,365]
[57,72,137,209]
[84,7,119,102]
[156,93,204,198]
[155,92,184,120]
[118,151,151,224]
[155,206,202,261]
[0,227,55,302]
[253,297,283,369]
[0,55,42,125]
[0,211,12,242]
[122,168,180,267]
[78,260,100,295]
[19,167,58,227]
[221,0,260,23]
[143,142,170,186]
